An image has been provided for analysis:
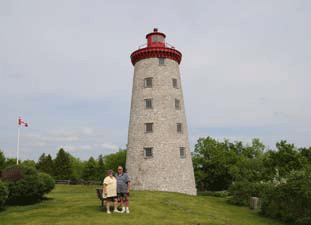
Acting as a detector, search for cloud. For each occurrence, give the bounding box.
[32,141,48,147]
[61,143,119,153]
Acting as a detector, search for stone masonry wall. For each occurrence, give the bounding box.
[126,57,197,196]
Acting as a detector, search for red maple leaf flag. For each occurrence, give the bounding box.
[18,117,29,127]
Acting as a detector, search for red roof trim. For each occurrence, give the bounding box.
[130,47,182,66]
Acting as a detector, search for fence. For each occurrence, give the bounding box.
[55,180,102,185]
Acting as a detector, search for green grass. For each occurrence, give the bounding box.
[0,184,283,225]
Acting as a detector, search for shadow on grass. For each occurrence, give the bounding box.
[5,196,55,206]
[80,204,124,213]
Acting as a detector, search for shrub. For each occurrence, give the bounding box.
[0,181,8,208]
[38,172,55,195]
[260,169,311,225]
[228,181,274,206]
[2,165,54,204]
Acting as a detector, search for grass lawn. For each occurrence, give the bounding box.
[0,184,283,225]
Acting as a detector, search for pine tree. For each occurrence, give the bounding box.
[54,148,73,180]
[0,150,5,173]
[36,153,54,176]
[82,156,97,181]
[97,154,105,182]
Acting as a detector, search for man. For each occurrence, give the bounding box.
[116,166,130,213]
[103,170,118,214]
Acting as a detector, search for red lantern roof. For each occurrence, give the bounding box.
[130,28,182,66]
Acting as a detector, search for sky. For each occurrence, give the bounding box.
[1,0,311,161]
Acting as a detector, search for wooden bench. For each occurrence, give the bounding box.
[96,188,105,208]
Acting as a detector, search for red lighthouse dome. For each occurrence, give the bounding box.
[130,28,182,66]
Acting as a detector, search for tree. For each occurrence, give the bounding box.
[36,153,54,176]
[193,137,234,191]
[103,149,127,173]
[21,160,36,168]
[299,147,311,164]
[193,137,267,191]
[97,154,105,182]
[0,150,5,173]
[263,140,307,179]
[5,158,18,168]
[82,157,97,181]
[69,156,83,181]
[54,148,73,180]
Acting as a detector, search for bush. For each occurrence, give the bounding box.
[0,181,8,208]
[260,170,311,225]
[38,172,55,195]
[228,181,274,206]
[2,165,54,204]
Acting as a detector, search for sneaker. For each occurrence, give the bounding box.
[113,209,120,213]
[126,208,130,214]
[107,211,111,214]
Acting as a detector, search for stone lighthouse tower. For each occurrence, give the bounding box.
[126,28,197,195]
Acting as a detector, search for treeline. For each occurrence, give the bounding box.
[193,137,311,225]
[192,137,311,191]
[0,148,127,182]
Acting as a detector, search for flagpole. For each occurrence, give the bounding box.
[17,125,20,165]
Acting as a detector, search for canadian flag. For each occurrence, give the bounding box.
[18,117,29,127]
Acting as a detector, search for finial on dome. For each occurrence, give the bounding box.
[154,28,158,32]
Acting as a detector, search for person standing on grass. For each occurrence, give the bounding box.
[116,166,130,213]
[103,170,119,214]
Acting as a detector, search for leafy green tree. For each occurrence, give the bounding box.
[193,137,267,191]
[21,160,36,168]
[36,154,54,176]
[265,140,306,177]
[299,147,311,164]
[69,155,83,181]
[0,150,5,173]
[54,148,73,180]
[5,158,18,168]
[103,149,127,173]
[193,137,234,191]
[82,157,98,181]
[97,154,106,182]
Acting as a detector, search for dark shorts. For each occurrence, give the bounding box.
[117,192,129,198]
[105,196,117,201]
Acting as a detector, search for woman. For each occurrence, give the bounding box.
[103,170,118,214]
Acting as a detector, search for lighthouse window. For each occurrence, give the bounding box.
[145,123,153,133]
[175,99,181,110]
[152,35,164,42]
[144,99,153,109]
[177,123,182,133]
[144,77,153,88]
[180,147,186,159]
[144,148,153,158]
[172,79,178,88]
[159,58,165,65]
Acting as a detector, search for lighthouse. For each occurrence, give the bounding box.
[126,28,197,195]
